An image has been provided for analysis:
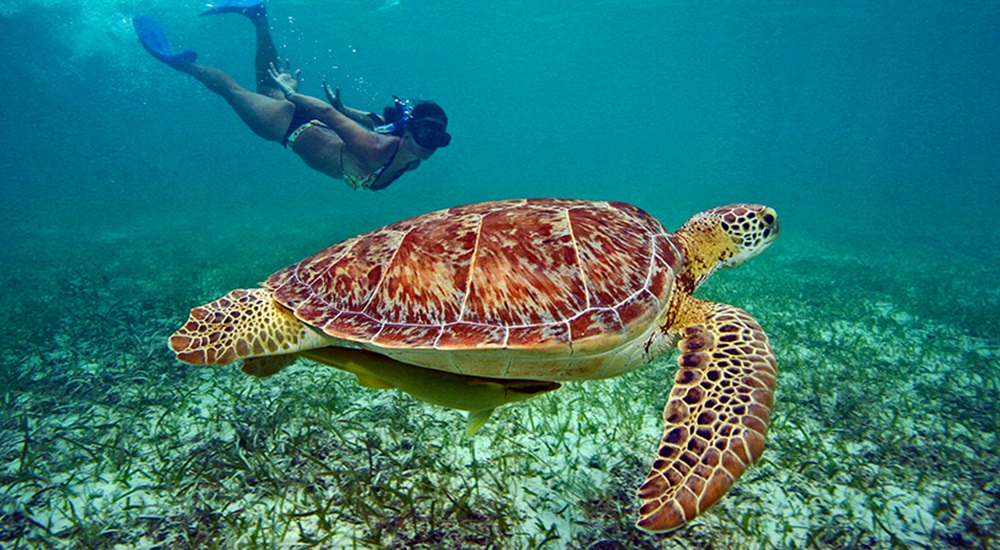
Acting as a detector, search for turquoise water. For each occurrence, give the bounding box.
[1,1,998,547]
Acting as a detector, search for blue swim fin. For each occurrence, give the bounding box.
[133,16,197,66]
[199,0,266,18]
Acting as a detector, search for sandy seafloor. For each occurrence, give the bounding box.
[1,1,999,548]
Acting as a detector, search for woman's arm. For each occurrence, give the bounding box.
[269,64,376,150]
[323,77,378,129]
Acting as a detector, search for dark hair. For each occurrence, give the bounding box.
[382,103,406,128]
[381,99,448,136]
[412,101,447,125]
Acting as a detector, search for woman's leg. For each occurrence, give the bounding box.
[198,1,283,96]
[246,11,285,98]
[177,63,292,142]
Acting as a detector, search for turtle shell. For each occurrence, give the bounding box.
[266,199,682,379]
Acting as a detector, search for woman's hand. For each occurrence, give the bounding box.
[268,60,301,98]
[322,77,343,110]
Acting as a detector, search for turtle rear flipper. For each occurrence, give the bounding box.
[242,355,298,378]
[169,288,329,365]
[299,347,561,434]
[637,300,777,532]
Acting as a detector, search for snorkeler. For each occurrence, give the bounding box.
[133,0,451,191]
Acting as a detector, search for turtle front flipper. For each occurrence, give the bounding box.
[169,288,329,365]
[637,300,777,532]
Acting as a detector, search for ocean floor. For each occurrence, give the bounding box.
[0,217,998,549]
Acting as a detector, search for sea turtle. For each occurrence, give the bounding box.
[169,198,779,532]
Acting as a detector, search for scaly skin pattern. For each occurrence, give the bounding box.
[169,288,328,365]
[168,199,781,534]
[629,204,779,532]
[636,295,777,532]
[671,203,780,293]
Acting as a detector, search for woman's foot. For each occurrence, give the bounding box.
[133,16,197,66]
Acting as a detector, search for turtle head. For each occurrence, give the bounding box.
[675,204,780,290]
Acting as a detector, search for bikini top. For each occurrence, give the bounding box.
[342,140,403,191]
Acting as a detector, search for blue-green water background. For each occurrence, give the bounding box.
[3,0,999,257]
[1,1,1000,545]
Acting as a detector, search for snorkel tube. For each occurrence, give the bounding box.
[373,96,413,134]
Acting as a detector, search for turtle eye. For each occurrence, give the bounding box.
[762,213,775,225]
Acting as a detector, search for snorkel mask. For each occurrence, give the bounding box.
[374,97,451,149]
[410,119,451,149]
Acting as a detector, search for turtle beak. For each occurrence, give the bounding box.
[760,208,780,241]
